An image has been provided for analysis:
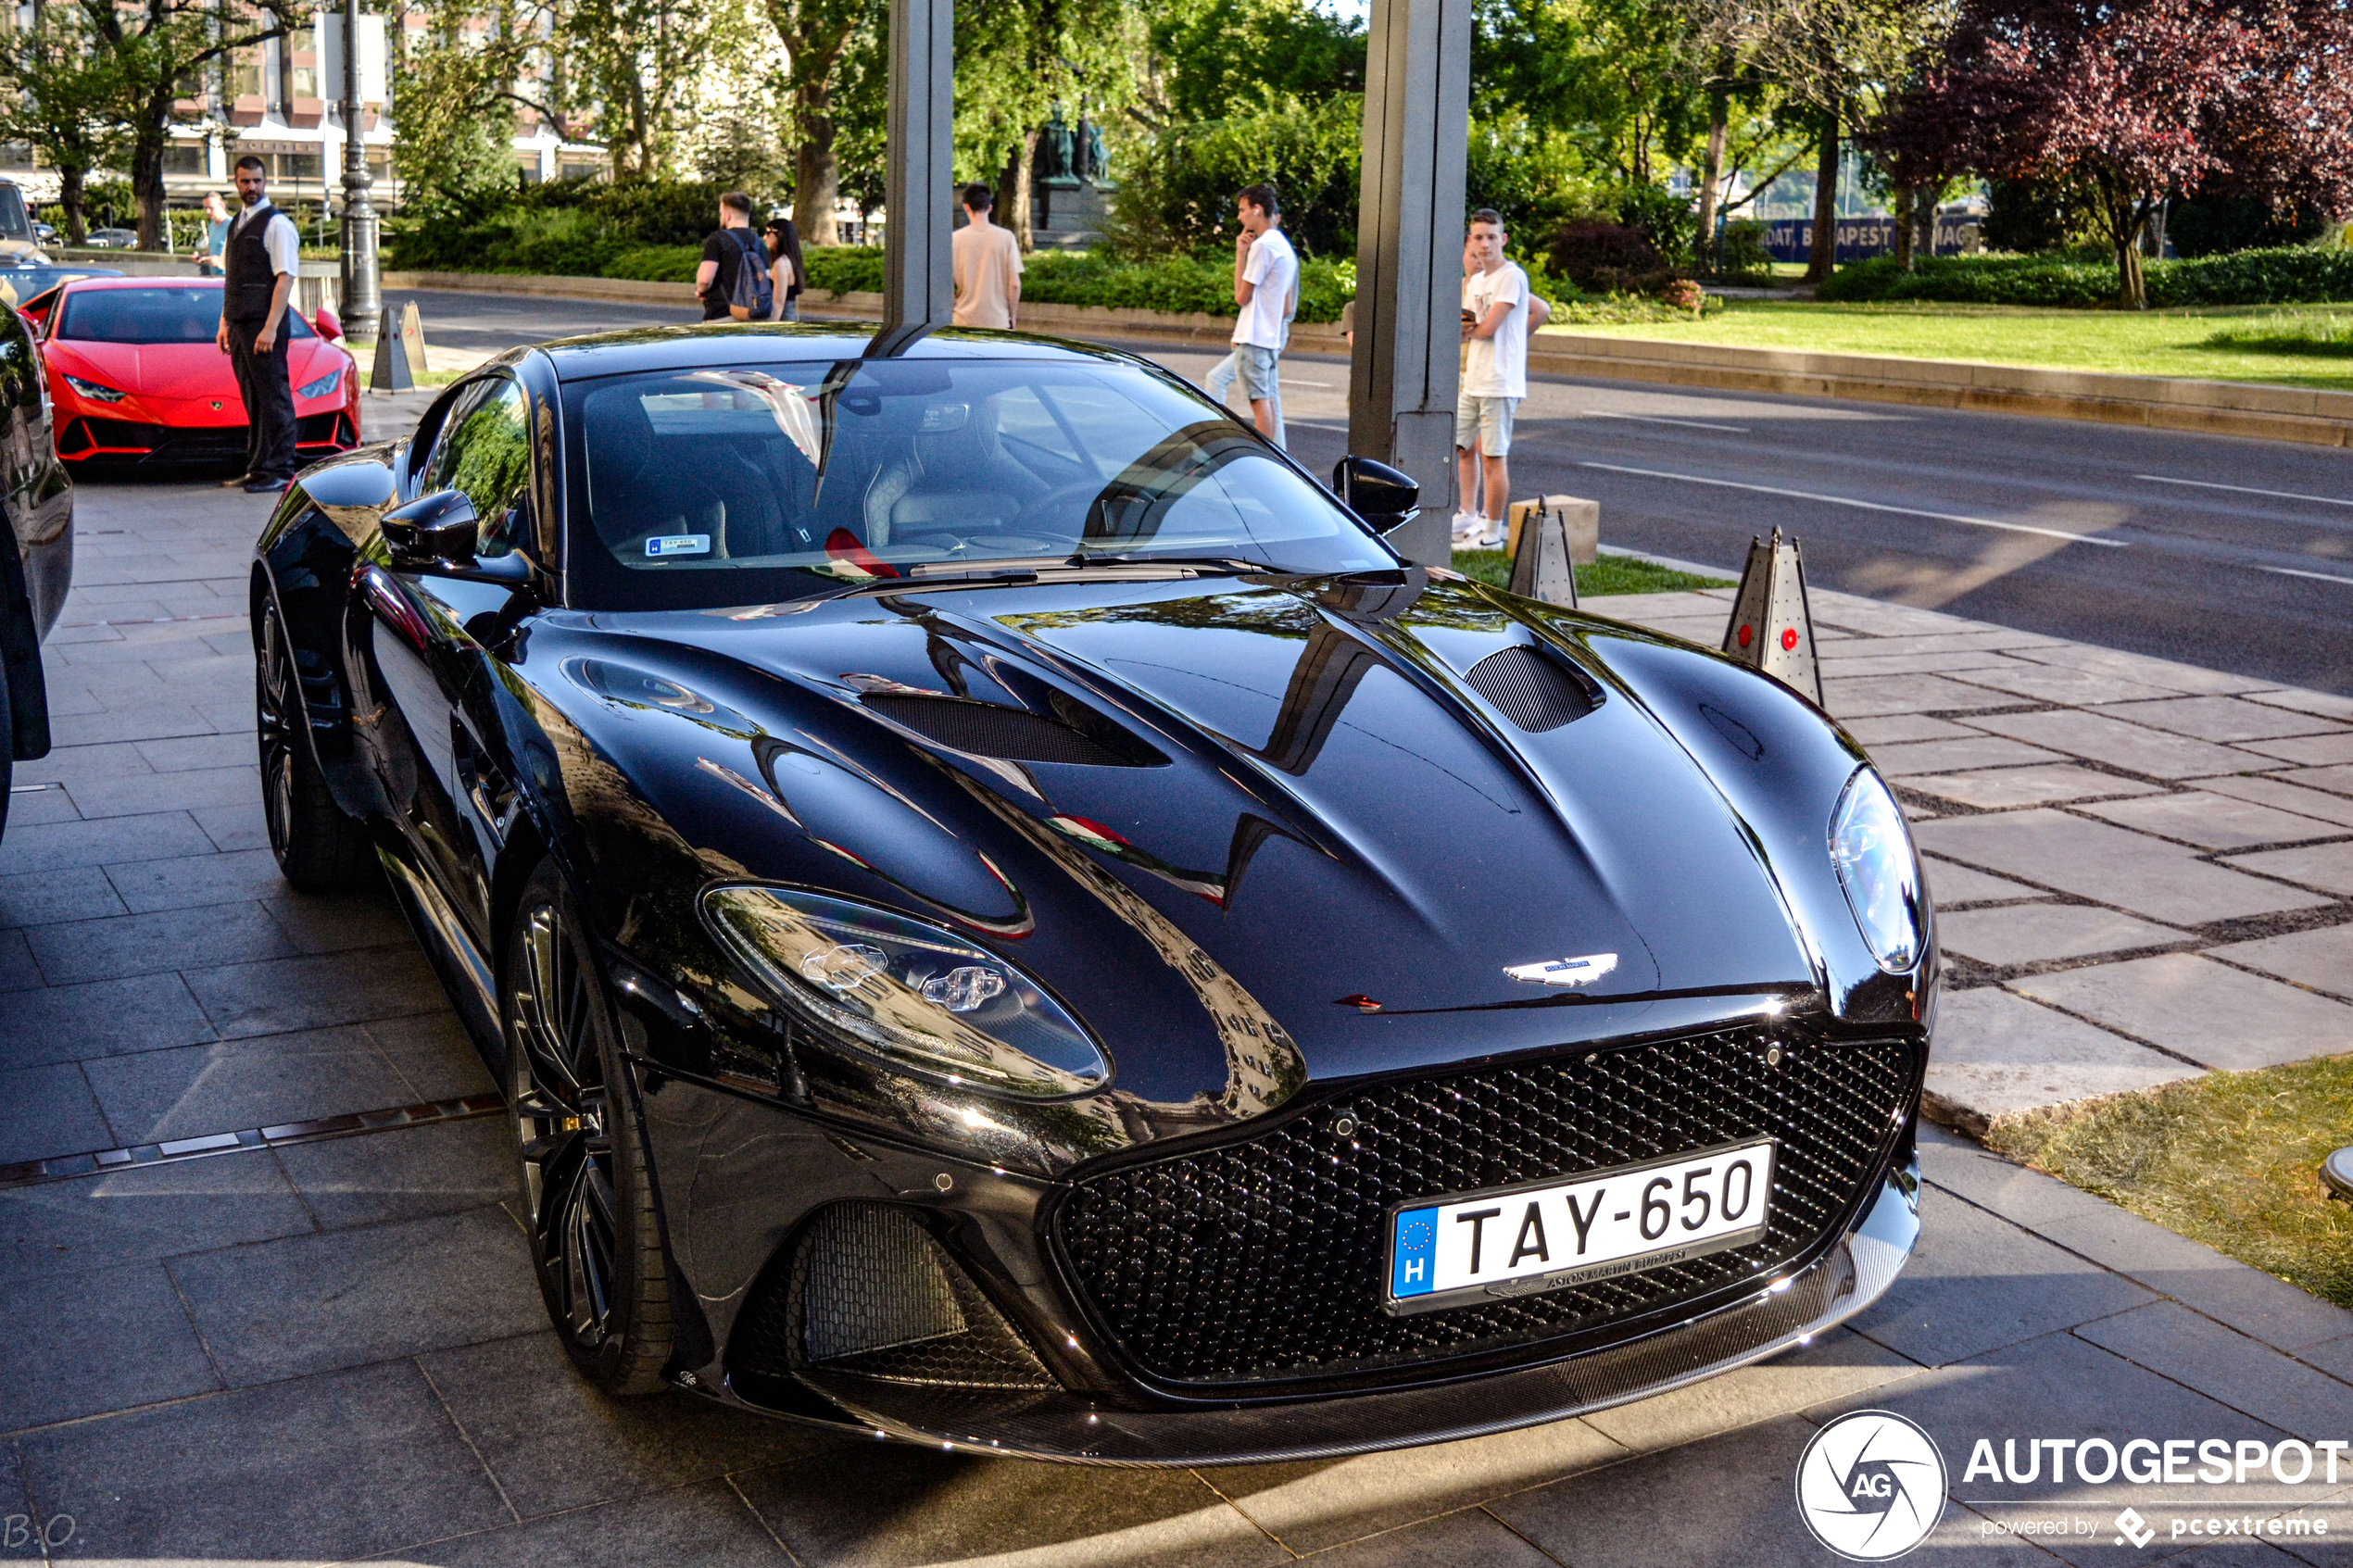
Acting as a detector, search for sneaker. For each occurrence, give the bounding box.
[1468,519,1506,550]
[1449,510,1481,544]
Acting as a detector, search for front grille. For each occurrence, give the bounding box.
[731,1203,1054,1391]
[1053,1023,1913,1387]
[1465,645,1595,733]
[67,418,246,462]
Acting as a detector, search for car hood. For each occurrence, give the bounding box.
[532,571,1868,1111]
[47,335,339,396]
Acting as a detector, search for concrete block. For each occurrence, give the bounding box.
[1913,809,2332,925]
[1961,710,2268,780]
[1923,987,2201,1134]
[2188,773,2353,830]
[2233,731,2353,767]
[1923,857,2043,906]
[2089,696,2351,745]
[1901,764,2161,810]
[2013,953,2353,1071]
[1940,904,2192,967]
[2077,792,2349,851]
[2221,841,2353,897]
[2209,924,2353,1002]
[1870,735,2064,775]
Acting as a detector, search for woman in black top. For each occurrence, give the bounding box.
[762,218,806,322]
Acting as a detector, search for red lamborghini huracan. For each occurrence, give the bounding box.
[22,276,361,468]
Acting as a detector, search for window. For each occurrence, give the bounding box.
[424,377,532,558]
[57,286,313,344]
[563,358,1389,611]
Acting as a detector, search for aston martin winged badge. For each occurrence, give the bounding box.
[1504,952,1619,987]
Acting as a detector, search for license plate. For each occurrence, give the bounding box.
[1384,1138,1777,1315]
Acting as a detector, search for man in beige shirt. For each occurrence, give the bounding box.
[951,183,1023,330]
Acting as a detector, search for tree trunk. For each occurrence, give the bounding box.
[1803,107,1839,284]
[2107,191,2147,309]
[1694,69,1730,277]
[998,130,1038,255]
[794,115,839,245]
[1892,183,1915,271]
[132,114,168,250]
[59,165,86,245]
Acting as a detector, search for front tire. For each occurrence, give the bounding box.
[257,602,371,891]
[504,859,673,1395]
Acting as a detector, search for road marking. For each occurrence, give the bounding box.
[2137,474,2353,508]
[2260,565,2353,585]
[1578,462,2131,547]
[1286,419,1350,433]
[1582,410,1750,433]
[1282,379,1335,388]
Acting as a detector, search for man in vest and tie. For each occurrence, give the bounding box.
[215,155,302,493]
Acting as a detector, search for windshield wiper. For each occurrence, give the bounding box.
[1065,553,1269,574]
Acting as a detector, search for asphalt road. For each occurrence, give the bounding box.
[394,287,2353,694]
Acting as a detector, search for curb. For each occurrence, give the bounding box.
[1527,333,2353,448]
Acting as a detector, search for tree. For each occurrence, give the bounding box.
[1874,0,2353,307]
[560,0,758,180]
[0,11,130,244]
[765,0,877,243]
[74,0,301,250]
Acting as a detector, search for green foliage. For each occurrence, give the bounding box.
[1451,550,1731,595]
[1547,292,1724,324]
[2169,195,2331,259]
[1102,95,1362,260]
[1979,177,2099,255]
[1717,220,1773,283]
[1142,0,1363,119]
[1820,246,2353,307]
[800,245,886,294]
[1466,112,1605,245]
[1615,182,1697,270]
[387,178,733,272]
[602,245,703,282]
[2197,312,2353,357]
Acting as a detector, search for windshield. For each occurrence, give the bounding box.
[562,357,1391,610]
[57,286,312,345]
[0,186,28,242]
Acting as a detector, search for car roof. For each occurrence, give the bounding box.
[535,320,1146,383]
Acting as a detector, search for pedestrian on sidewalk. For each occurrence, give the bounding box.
[762,216,806,321]
[1453,208,1531,550]
[1222,183,1296,446]
[950,184,1023,330]
[695,192,767,322]
[190,191,229,276]
[215,157,300,494]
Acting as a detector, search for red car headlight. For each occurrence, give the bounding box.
[297,368,346,400]
[62,372,128,404]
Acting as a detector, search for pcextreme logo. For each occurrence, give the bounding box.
[1795,1411,1949,1561]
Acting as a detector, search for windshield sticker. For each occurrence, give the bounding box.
[646,534,711,558]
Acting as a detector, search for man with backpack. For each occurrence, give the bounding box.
[695,192,772,322]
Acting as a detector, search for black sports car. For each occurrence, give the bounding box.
[250,323,1932,1463]
[2,291,73,840]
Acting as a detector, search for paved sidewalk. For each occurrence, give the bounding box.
[1597,586,2353,1135]
[2,471,2349,1565]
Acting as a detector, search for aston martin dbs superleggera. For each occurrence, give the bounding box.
[248,322,1933,1463]
[27,276,360,469]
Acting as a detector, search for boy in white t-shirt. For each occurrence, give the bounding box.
[1222,183,1297,445]
[1454,208,1534,549]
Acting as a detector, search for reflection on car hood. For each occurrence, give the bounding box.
[549,572,1822,1104]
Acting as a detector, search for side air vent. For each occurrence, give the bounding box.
[862,693,1160,766]
[731,1204,1055,1392]
[1464,644,1598,733]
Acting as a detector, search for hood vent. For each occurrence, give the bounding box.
[862,693,1157,766]
[1464,645,1597,734]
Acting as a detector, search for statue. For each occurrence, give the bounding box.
[1084,119,1110,184]
[1038,107,1076,183]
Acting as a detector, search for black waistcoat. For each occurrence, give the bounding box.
[223,205,282,321]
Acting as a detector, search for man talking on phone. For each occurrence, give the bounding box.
[216,155,301,493]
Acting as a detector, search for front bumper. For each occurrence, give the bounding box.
[690,1160,1917,1465]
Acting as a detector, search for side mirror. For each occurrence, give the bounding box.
[1332,455,1421,535]
[382,488,480,570]
[313,306,342,342]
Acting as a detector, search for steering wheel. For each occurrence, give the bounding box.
[1010,478,1106,541]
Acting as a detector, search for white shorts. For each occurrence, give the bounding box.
[1455,393,1518,456]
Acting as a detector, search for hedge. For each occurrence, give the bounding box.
[1819,246,2353,308]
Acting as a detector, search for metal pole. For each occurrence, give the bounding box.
[1347,0,1471,567]
[880,0,951,334]
[338,0,381,343]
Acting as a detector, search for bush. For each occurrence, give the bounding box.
[1716,220,1773,283]
[1818,246,2353,307]
[1980,177,2096,256]
[603,245,700,282]
[388,176,733,273]
[1101,95,1361,261]
[2169,195,2331,259]
[1545,218,1674,295]
[1616,183,1696,270]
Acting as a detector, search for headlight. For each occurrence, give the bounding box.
[1828,767,1924,972]
[700,884,1110,1098]
[298,369,345,399]
[62,372,126,403]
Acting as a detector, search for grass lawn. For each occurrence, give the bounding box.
[1549,299,2353,392]
[1987,1054,2353,1309]
[1451,550,1732,596]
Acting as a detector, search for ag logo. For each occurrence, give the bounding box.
[1794,1410,1947,1561]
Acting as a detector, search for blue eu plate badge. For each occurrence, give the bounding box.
[646,534,711,558]
[1390,1208,1440,1299]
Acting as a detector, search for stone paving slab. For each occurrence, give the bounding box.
[1904,762,2163,810]
[2013,954,2353,1072]
[1923,989,2203,1134]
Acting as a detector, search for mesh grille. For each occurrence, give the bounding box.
[1464,645,1594,733]
[1054,1024,1913,1387]
[862,695,1138,766]
[731,1203,1055,1391]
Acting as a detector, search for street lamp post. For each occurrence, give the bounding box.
[338,0,381,344]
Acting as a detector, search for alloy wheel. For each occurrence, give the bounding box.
[256,609,300,862]
[510,899,622,1350]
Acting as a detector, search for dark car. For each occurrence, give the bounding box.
[0,294,74,837]
[247,323,1932,1463]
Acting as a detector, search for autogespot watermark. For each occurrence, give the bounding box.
[1794,1418,2348,1560]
